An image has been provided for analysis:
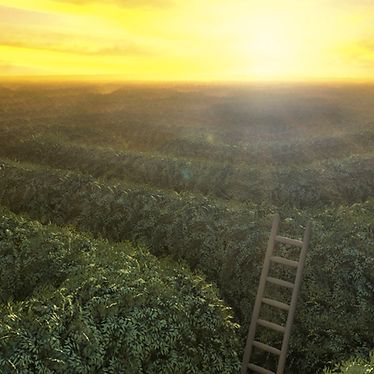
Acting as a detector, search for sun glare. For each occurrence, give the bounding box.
[250,18,290,59]
[243,15,298,79]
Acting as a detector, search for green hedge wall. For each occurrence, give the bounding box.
[0,208,240,373]
[0,136,373,206]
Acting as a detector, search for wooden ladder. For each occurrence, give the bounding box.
[241,214,311,374]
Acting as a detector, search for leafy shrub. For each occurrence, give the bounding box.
[0,208,240,373]
[324,351,374,373]
[0,212,88,302]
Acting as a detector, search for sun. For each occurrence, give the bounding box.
[238,14,302,80]
[250,30,286,61]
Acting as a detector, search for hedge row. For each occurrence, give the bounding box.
[0,161,373,372]
[1,116,374,168]
[1,84,374,165]
[0,208,240,373]
[158,129,374,166]
[324,350,374,373]
[1,136,373,207]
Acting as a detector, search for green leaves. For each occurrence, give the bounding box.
[0,209,240,373]
[324,350,374,373]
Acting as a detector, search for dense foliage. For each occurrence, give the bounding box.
[0,162,373,372]
[0,136,373,207]
[1,84,373,372]
[324,351,374,373]
[0,208,240,373]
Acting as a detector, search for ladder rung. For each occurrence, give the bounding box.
[275,235,303,247]
[248,363,275,374]
[253,341,281,355]
[257,318,286,333]
[267,276,294,289]
[262,297,290,311]
[271,256,299,268]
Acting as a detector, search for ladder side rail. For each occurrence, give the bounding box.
[276,221,312,374]
[241,214,280,374]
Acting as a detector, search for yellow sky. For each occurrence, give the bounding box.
[0,0,374,81]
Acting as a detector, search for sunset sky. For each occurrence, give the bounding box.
[0,0,374,81]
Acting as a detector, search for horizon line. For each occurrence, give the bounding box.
[1,74,374,86]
